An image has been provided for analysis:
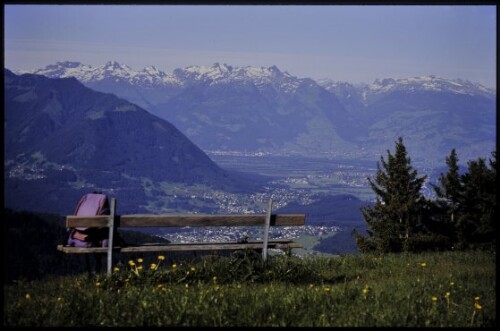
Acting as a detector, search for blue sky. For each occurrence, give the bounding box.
[4,5,497,88]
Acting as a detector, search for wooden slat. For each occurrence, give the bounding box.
[66,214,306,228]
[66,215,109,227]
[56,240,303,254]
[106,198,116,275]
[262,199,273,261]
[120,242,303,252]
[57,239,295,251]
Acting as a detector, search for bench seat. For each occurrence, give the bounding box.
[57,239,303,254]
[58,198,305,274]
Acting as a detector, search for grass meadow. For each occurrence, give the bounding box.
[4,250,495,327]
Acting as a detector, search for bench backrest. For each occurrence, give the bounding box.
[66,214,306,228]
[64,198,305,273]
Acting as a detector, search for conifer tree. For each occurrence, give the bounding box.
[354,137,428,253]
[432,149,462,245]
[456,152,496,249]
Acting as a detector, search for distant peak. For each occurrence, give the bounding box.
[269,65,280,72]
[368,75,495,97]
[143,65,160,73]
[104,61,123,69]
[212,62,232,71]
[41,61,83,71]
[54,61,82,68]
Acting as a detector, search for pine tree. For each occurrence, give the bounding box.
[457,152,496,249]
[432,149,463,246]
[354,137,428,253]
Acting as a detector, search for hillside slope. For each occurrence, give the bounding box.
[4,69,260,214]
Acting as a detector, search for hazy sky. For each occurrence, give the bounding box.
[4,5,497,88]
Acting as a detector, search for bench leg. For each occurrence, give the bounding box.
[85,255,92,277]
[262,199,272,261]
[106,198,116,275]
[95,254,103,273]
[84,254,105,275]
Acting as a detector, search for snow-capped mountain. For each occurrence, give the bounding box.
[319,75,495,103]
[23,61,496,99]
[25,61,309,93]
[14,61,496,166]
[21,61,314,111]
[367,75,495,97]
[174,63,308,93]
[25,61,180,87]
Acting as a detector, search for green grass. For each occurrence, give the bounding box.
[4,250,495,327]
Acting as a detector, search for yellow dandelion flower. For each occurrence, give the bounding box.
[323,287,331,292]
[445,292,451,298]
[113,267,120,272]
[95,282,101,287]
[431,296,438,302]
[158,255,165,261]
[450,281,455,286]
[128,260,135,266]
[363,288,369,295]
[474,302,482,310]
[137,265,143,270]
[25,293,31,300]
[420,262,427,267]
[137,258,143,263]
[150,263,157,270]
[474,296,480,301]
[172,263,177,269]
[190,267,196,272]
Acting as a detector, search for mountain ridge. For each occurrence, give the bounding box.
[4,69,261,214]
[19,61,495,96]
[14,61,497,166]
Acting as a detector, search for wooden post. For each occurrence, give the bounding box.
[106,198,116,275]
[262,199,272,261]
[85,255,92,277]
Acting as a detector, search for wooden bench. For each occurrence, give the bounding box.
[57,198,306,274]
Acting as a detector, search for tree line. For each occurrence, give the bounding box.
[354,137,496,253]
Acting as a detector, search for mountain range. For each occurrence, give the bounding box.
[22,61,496,166]
[5,62,495,255]
[4,69,260,214]
[6,62,496,212]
